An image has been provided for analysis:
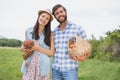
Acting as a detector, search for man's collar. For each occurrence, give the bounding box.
[56,21,72,31]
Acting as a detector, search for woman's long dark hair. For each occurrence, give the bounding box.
[32,13,51,46]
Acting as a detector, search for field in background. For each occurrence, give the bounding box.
[0,47,22,80]
[0,47,120,80]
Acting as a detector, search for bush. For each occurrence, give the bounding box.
[0,38,22,47]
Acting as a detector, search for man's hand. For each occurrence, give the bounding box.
[71,54,87,61]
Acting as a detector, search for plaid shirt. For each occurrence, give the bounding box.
[52,21,87,71]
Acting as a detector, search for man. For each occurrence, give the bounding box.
[52,4,90,80]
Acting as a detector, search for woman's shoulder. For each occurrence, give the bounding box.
[25,26,34,40]
[26,26,33,31]
[26,26,34,33]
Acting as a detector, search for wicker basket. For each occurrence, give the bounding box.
[68,36,91,57]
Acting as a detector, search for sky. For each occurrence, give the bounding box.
[0,0,120,41]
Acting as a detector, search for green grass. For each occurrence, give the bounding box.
[78,59,120,80]
[0,47,120,80]
[0,47,23,80]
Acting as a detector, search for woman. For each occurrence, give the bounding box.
[21,9,54,80]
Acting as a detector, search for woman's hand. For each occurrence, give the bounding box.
[25,60,29,66]
[20,45,26,53]
[20,45,33,54]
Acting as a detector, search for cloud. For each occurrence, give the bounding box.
[0,0,120,40]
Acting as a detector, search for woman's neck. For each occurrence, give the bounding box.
[38,25,45,33]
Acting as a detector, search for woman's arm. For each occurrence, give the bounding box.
[20,30,27,52]
[33,32,55,56]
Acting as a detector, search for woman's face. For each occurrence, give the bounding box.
[38,12,51,26]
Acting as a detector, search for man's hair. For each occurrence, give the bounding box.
[52,4,67,16]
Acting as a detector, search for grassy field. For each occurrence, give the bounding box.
[0,47,120,80]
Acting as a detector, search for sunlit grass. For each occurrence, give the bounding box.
[78,59,120,80]
[0,47,23,80]
[0,47,120,80]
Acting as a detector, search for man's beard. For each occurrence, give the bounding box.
[57,16,67,24]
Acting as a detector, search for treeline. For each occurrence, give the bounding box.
[0,26,119,61]
[89,26,120,62]
[0,38,22,47]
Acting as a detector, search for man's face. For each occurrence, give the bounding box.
[54,7,67,23]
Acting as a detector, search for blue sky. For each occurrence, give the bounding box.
[0,0,120,41]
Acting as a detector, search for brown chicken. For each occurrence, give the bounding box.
[22,40,34,60]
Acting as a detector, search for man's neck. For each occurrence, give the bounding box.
[59,20,68,31]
